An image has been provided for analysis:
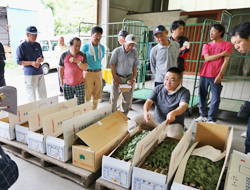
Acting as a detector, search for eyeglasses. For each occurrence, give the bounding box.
[72,45,81,48]
[164,77,180,83]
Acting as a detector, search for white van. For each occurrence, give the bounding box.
[39,37,58,74]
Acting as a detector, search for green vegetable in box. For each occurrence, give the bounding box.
[112,131,148,161]
[141,139,178,175]
[182,155,224,190]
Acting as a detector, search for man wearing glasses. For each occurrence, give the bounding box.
[59,37,88,105]
[133,67,190,139]
[81,26,105,110]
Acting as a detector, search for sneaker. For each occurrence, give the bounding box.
[98,99,103,103]
[195,116,207,122]
[241,131,247,138]
[59,92,64,96]
[206,121,217,124]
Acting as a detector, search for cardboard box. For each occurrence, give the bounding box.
[0,96,58,140]
[171,122,233,190]
[73,111,128,172]
[46,104,112,162]
[28,102,91,154]
[15,98,77,144]
[224,150,250,190]
[131,120,194,190]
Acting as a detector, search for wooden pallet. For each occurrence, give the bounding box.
[95,177,130,190]
[0,137,101,188]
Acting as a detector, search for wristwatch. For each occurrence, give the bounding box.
[77,61,81,66]
[133,78,136,82]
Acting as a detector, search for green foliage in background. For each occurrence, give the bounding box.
[41,0,94,35]
[5,58,18,69]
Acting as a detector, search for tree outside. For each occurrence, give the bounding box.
[41,0,94,36]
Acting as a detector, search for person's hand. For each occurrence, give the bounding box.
[114,79,120,86]
[127,79,135,86]
[180,45,187,51]
[144,111,151,122]
[222,52,231,57]
[60,80,64,89]
[166,111,175,125]
[36,57,43,64]
[214,75,222,84]
[69,57,80,63]
[31,61,40,68]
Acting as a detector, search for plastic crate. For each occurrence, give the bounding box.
[102,69,112,84]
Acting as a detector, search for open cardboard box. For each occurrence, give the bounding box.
[46,104,112,162]
[72,111,129,172]
[102,117,173,189]
[224,150,250,190]
[131,120,194,190]
[28,102,91,154]
[171,122,233,190]
[0,96,59,140]
[15,98,77,144]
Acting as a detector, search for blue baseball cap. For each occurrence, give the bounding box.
[153,25,167,36]
[26,26,38,34]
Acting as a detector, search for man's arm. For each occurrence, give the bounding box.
[143,99,154,122]
[204,51,231,62]
[111,64,119,86]
[214,56,231,84]
[128,65,138,86]
[150,49,156,74]
[166,102,188,125]
[59,66,64,89]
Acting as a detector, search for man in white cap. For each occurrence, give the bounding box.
[110,34,140,116]
[16,26,47,102]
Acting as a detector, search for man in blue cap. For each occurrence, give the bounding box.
[150,25,180,87]
[16,26,47,102]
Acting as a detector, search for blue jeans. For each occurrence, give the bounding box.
[245,116,250,154]
[155,82,163,87]
[198,76,222,122]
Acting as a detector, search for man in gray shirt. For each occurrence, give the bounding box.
[133,67,190,139]
[150,25,180,86]
[110,34,140,116]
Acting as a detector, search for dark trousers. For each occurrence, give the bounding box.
[198,76,222,122]
[57,67,63,93]
[245,116,250,154]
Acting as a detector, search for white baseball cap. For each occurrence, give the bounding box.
[125,34,137,44]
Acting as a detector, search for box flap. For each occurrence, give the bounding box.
[29,98,77,132]
[132,120,166,166]
[167,119,194,183]
[15,124,29,132]
[42,102,91,139]
[46,135,65,147]
[195,122,228,151]
[0,86,17,115]
[77,111,128,151]
[28,131,44,141]
[0,121,9,129]
[8,96,58,129]
[216,127,233,190]
[173,142,199,184]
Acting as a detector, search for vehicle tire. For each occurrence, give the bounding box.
[42,64,49,75]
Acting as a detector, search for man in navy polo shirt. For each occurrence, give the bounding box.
[16,26,47,102]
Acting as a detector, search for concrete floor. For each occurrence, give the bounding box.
[4,69,248,190]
